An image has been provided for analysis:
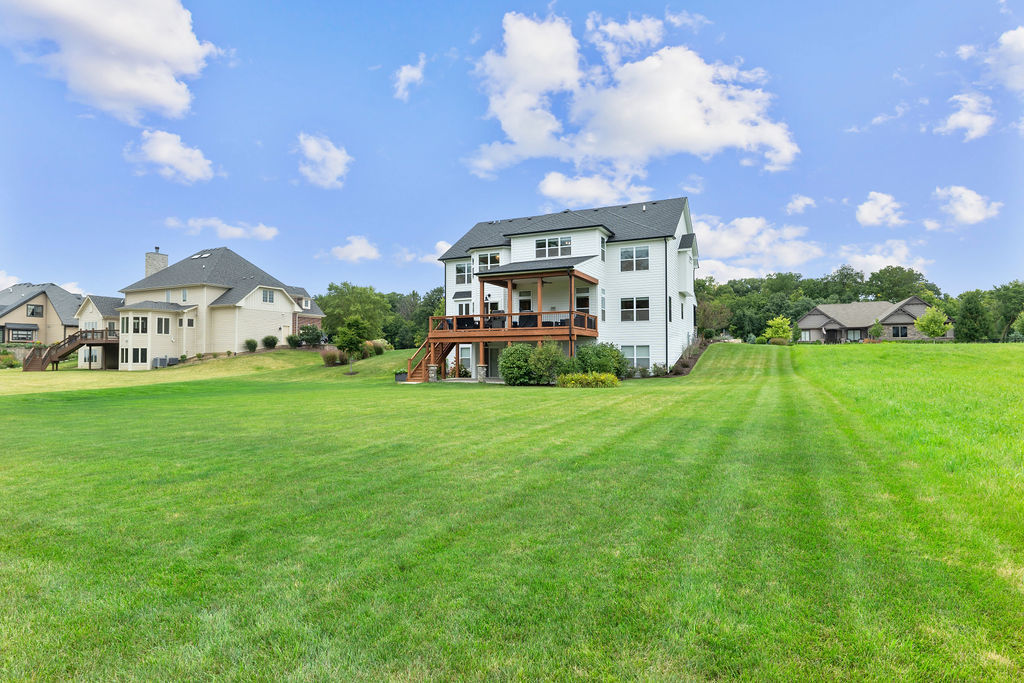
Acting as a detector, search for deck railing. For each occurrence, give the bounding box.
[429,311,598,334]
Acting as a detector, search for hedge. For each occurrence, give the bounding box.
[556,372,619,388]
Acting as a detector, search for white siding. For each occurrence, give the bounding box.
[509,228,603,262]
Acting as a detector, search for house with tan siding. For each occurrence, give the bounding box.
[0,283,82,344]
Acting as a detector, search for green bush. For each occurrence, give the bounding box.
[337,349,350,365]
[196,352,204,360]
[637,365,651,378]
[286,334,302,349]
[321,350,338,366]
[769,337,789,346]
[244,339,258,353]
[651,363,668,377]
[179,354,187,362]
[575,342,630,378]
[298,324,323,346]
[744,334,757,344]
[360,341,374,359]
[371,341,385,356]
[763,316,792,340]
[556,372,619,388]
[371,338,394,351]
[0,354,18,369]
[262,335,278,350]
[210,352,219,358]
[528,341,567,385]
[755,336,768,345]
[498,343,535,386]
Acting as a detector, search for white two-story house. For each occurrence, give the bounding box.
[407,197,698,380]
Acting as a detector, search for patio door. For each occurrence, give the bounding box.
[487,345,500,378]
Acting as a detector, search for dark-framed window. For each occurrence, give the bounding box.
[575,286,590,314]
[132,347,148,363]
[620,297,650,322]
[477,253,500,272]
[156,317,170,334]
[455,262,472,284]
[620,246,649,272]
[178,319,183,328]
[535,236,571,258]
[892,325,908,338]
[26,303,44,317]
[600,237,606,262]
[187,318,194,328]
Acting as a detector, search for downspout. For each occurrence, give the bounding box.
[664,237,669,367]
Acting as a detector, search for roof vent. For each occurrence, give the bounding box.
[200,253,211,258]
[642,204,646,212]
[191,255,201,259]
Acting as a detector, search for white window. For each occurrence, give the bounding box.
[575,286,589,314]
[10,329,33,341]
[262,289,275,303]
[477,253,500,272]
[621,345,650,370]
[178,319,183,328]
[600,288,606,322]
[83,321,97,330]
[847,329,862,341]
[165,290,171,302]
[455,262,472,284]
[156,317,171,334]
[83,348,99,363]
[120,348,128,364]
[620,297,649,322]
[303,298,311,310]
[800,330,811,342]
[121,316,128,333]
[518,291,532,312]
[181,288,188,302]
[132,347,148,364]
[132,316,148,334]
[457,302,471,315]
[535,236,571,258]
[459,345,471,370]
[26,303,43,317]
[600,237,606,262]
[620,246,650,271]
[187,318,194,328]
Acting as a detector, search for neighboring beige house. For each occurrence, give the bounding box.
[797,295,954,343]
[0,283,82,344]
[109,247,324,371]
[73,295,124,369]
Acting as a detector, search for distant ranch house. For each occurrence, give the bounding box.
[797,296,953,343]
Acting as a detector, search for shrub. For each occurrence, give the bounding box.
[763,316,792,340]
[180,354,187,362]
[528,341,567,385]
[575,342,630,378]
[755,336,768,345]
[449,359,471,377]
[745,334,757,344]
[196,352,204,360]
[394,367,408,376]
[211,352,219,358]
[561,357,584,375]
[244,339,258,353]
[337,349,350,365]
[226,350,233,356]
[915,306,953,339]
[371,341,384,356]
[1013,311,1024,338]
[321,350,339,366]
[556,372,619,388]
[498,343,535,386]
[298,324,323,347]
[769,337,789,346]
[651,363,668,377]
[0,354,18,369]
[262,335,278,350]
[371,338,394,351]
[360,341,374,359]
[637,365,651,378]
[869,318,884,339]
[1008,332,1024,343]
[286,334,302,349]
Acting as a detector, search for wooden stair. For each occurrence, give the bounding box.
[405,339,455,382]
[22,329,120,371]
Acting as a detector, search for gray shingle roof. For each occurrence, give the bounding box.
[83,295,125,318]
[452,290,472,299]
[476,256,592,276]
[120,247,320,312]
[440,198,689,261]
[0,283,83,326]
[117,301,197,312]
[801,297,921,329]
[678,233,696,249]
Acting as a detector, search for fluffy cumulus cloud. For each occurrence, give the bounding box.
[0,0,220,124]
[124,129,214,183]
[327,236,380,263]
[0,270,19,288]
[922,218,941,231]
[933,93,995,141]
[785,194,816,215]
[166,216,278,241]
[393,52,425,101]
[856,191,907,227]
[396,240,451,266]
[469,11,798,207]
[934,185,1002,225]
[985,26,1024,93]
[665,10,711,32]
[296,132,353,189]
[692,214,824,281]
[838,240,930,274]
[58,281,84,295]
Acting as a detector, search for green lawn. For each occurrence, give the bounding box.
[1,344,1023,679]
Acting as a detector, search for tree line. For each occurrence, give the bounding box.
[696,264,1024,342]
[313,282,444,349]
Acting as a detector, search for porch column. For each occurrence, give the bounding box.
[569,272,575,323]
[506,279,512,314]
[536,278,543,319]
[478,277,484,318]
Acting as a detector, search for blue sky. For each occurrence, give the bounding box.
[0,0,1021,298]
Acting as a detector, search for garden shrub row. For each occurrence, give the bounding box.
[498,341,630,386]
[556,372,619,388]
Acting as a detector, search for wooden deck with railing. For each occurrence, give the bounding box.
[427,311,598,339]
[22,328,119,371]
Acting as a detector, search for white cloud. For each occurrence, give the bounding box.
[870,102,909,125]
[922,218,941,231]
[692,214,824,278]
[396,240,451,266]
[393,52,426,101]
[124,129,214,183]
[0,270,20,288]
[469,11,798,205]
[665,10,711,32]
[681,173,704,194]
[296,132,353,189]
[0,0,220,124]
[58,281,84,295]
[538,171,651,207]
[838,239,931,274]
[328,236,380,263]
[165,216,279,241]
[934,92,995,141]
[956,44,978,60]
[856,191,907,227]
[892,68,911,85]
[985,26,1024,93]
[785,194,816,215]
[934,185,1002,224]
[700,259,759,282]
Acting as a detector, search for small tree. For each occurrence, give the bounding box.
[1012,310,1024,337]
[869,318,884,339]
[763,316,792,341]
[528,341,567,385]
[262,335,278,350]
[914,306,952,340]
[955,291,989,342]
[332,327,364,370]
[298,324,322,347]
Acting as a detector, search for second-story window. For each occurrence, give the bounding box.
[455,262,472,284]
[132,316,148,333]
[620,246,649,272]
[181,288,188,302]
[477,253,500,272]
[620,297,649,322]
[262,289,275,303]
[303,298,311,310]
[26,304,43,317]
[536,236,571,258]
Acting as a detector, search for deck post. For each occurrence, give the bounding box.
[479,277,484,320]
[536,278,543,324]
[507,279,512,316]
